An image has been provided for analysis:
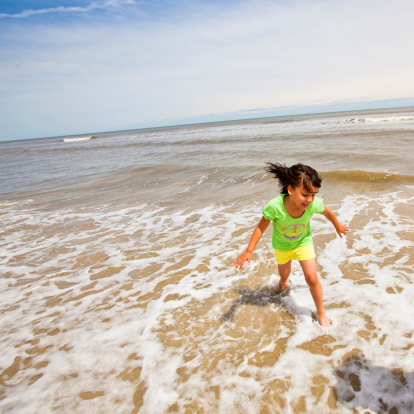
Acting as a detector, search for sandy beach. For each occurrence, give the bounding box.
[1,108,414,413]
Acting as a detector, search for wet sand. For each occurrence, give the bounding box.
[1,181,414,413]
[1,109,414,413]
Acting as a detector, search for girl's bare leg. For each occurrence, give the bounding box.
[300,258,331,327]
[278,261,291,290]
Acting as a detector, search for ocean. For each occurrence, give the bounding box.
[1,107,414,413]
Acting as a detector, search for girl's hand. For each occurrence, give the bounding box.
[234,251,252,270]
[336,223,349,238]
[321,208,349,238]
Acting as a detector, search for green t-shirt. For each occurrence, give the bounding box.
[262,194,325,251]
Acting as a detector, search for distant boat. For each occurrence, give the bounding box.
[63,136,96,143]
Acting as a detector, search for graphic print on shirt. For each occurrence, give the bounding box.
[281,223,306,240]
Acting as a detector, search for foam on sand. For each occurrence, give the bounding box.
[0,185,414,413]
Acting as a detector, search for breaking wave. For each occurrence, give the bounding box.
[63,136,96,143]
[322,170,414,184]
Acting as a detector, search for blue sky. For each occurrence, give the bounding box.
[1,0,414,141]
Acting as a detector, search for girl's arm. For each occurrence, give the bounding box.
[320,207,349,238]
[234,216,271,270]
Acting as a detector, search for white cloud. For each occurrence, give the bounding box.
[1,0,414,140]
[0,0,136,19]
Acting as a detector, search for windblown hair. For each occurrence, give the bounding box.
[265,162,322,195]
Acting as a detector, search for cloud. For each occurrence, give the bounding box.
[0,0,136,19]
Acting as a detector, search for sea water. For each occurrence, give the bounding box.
[0,107,414,413]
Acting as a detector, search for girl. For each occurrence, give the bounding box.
[234,163,349,327]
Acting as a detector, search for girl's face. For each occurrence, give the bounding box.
[288,182,318,212]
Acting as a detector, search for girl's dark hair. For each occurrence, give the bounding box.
[265,162,322,194]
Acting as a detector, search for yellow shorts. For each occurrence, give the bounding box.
[274,244,316,265]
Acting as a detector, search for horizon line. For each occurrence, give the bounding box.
[2,99,414,143]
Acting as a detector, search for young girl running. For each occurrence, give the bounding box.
[234,163,349,327]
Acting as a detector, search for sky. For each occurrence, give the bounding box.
[1,0,414,141]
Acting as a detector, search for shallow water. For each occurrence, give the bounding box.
[1,108,414,413]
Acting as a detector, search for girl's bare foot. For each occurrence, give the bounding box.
[279,278,288,290]
[318,314,331,327]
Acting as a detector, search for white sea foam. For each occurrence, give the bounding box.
[1,185,414,413]
[63,136,95,142]
[179,174,209,193]
[329,114,414,124]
